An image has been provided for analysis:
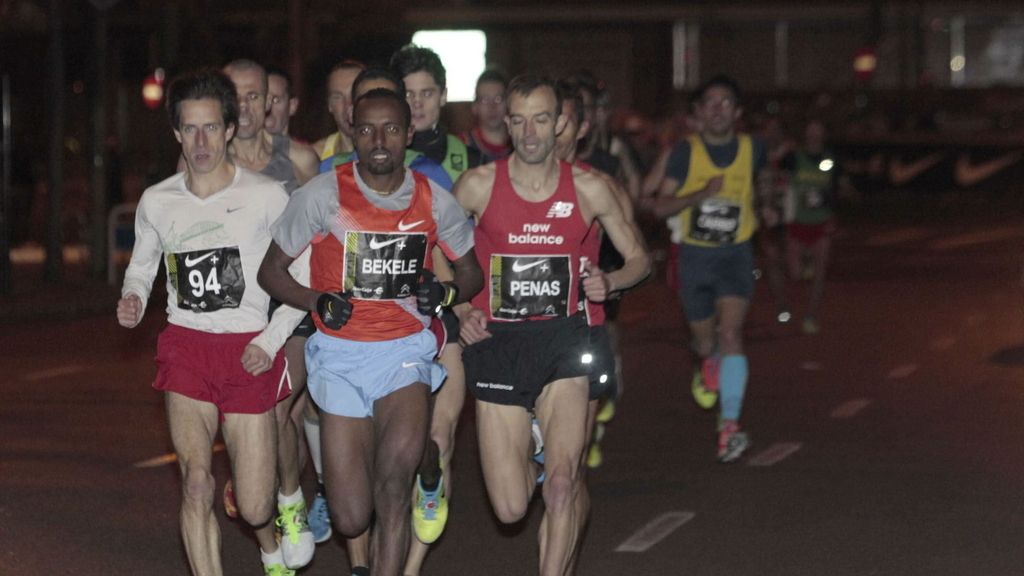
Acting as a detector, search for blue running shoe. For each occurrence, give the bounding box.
[308,491,332,544]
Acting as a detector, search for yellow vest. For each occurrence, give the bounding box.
[320,132,341,161]
[675,134,756,247]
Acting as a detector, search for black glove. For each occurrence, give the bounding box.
[416,269,459,316]
[316,291,353,330]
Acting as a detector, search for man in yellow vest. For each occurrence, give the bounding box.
[647,75,767,463]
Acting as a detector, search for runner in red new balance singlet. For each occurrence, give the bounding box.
[453,75,650,575]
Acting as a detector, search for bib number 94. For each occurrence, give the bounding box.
[168,246,245,312]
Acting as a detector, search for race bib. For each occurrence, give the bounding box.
[343,231,428,300]
[690,199,740,244]
[167,246,244,313]
[489,254,571,320]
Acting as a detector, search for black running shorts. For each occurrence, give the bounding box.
[465,314,591,409]
[586,324,617,401]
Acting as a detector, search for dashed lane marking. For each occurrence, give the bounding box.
[863,229,931,247]
[800,361,823,371]
[887,364,918,379]
[21,365,89,381]
[929,226,1024,251]
[134,443,227,468]
[747,442,802,467]
[615,511,696,553]
[831,398,872,419]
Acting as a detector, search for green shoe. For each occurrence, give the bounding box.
[276,499,314,568]
[691,370,718,410]
[412,473,448,544]
[263,562,296,576]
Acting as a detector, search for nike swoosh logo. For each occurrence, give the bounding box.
[184,251,216,267]
[397,219,425,231]
[511,259,548,273]
[401,361,421,368]
[226,206,244,213]
[369,237,405,250]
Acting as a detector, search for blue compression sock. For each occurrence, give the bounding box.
[719,354,748,421]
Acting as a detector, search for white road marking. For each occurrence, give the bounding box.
[930,336,956,350]
[831,398,872,419]
[863,229,930,247]
[615,511,696,553]
[800,361,823,371]
[747,442,802,467]
[887,364,918,379]
[930,227,1024,251]
[134,443,226,468]
[21,365,89,381]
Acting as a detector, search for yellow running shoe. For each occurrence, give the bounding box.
[691,370,717,410]
[263,562,295,576]
[412,473,448,544]
[587,440,603,468]
[595,399,616,424]
[276,499,314,569]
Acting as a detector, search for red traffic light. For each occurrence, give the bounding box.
[142,68,165,110]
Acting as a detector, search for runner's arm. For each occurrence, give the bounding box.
[258,242,319,314]
[448,249,483,306]
[250,245,311,357]
[647,175,721,220]
[584,175,651,295]
[119,197,162,327]
[290,140,321,186]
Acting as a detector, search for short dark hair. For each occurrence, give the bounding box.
[353,87,412,128]
[389,44,446,91]
[266,66,292,95]
[507,74,561,118]
[695,74,742,104]
[328,59,366,77]
[475,68,507,95]
[166,68,239,131]
[556,78,585,126]
[223,58,268,94]
[352,67,406,100]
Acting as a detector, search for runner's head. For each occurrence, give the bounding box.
[353,67,405,100]
[352,88,413,177]
[472,69,508,132]
[804,118,827,153]
[567,72,600,130]
[554,79,590,162]
[694,74,743,140]
[265,67,297,136]
[326,60,366,138]
[506,74,565,165]
[350,67,406,128]
[390,45,447,132]
[167,69,238,175]
[223,59,268,141]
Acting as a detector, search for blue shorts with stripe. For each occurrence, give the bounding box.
[305,328,446,418]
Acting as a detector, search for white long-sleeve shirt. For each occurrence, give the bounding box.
[121,167,309,357]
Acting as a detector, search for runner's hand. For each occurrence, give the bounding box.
[316,291,353,330]
[117,293,143,328]
[458,307,491,345]
[582,261,611,302]
[416,269,459,316]
[241,344,271,376]
[693,175,724,202]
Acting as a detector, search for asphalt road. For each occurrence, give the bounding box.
[3,199,1024,576]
